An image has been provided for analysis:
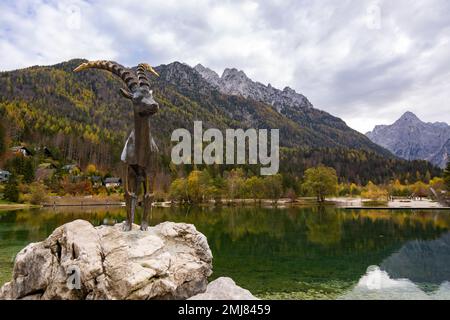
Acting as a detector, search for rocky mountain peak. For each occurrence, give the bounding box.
[283,86,296,94]
[366,112,450,168]
[159,62,217,95]
[397,111,422,124]
[194,63,313,112]
[222,68,248,80]
[194,64,221,88]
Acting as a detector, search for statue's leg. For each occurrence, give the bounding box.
[124,166,138,231]
[141,173,154,231]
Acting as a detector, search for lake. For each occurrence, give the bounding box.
[1,206,449,300]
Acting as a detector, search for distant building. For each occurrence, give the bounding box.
[104,177,122,188]
[35,146,55,159]
[11,146,33,157]
[90,176,103,187]
[0,170,11,183]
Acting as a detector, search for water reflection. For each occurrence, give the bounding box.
[381,232,450,285]
[341,266,450,300]
[341,232,450,299]
[0,206,449,299]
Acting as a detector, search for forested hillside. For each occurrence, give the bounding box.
[0,59,441,183]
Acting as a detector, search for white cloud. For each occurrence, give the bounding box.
[0,0,449,133]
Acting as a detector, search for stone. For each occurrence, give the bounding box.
[0,220,212,300]
[188,277,258,300]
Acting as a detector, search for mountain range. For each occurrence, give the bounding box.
[366,112,450,168]
[0,59,440,183]
[194,64,313,112]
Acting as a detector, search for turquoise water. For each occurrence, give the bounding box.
[0,206,449,299]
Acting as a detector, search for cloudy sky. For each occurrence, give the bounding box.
[1,0,449,133]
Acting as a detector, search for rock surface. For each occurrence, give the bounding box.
[189,277,258,300]
[366,111,450,168]
[430,138,450,169]
[0,220,212,300]
[194,64,313,113]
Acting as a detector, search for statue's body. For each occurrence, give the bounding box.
[74,60,160,231]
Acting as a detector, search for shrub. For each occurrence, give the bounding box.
[3,175,19,203]
[29,182,48,205]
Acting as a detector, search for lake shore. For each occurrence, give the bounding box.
[3,195,447,210]
[42,195,124,207]
[0,202,42,211]
[329,197,447,209]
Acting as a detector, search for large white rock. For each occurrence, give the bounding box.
[189,277,258,300]
[0,220,212,300]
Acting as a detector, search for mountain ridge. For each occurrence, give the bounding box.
[366,111,450,168]
[194,63,314,112]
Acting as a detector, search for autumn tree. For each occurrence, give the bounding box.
[29,182,48,205]
[388,179,410,197]
[412,181,429,199]
[225,169,246,200]
[86,164,97,176]
[187,170,215,203]
[349,183,361,196]
[430,177,445,193]
[169,178,189,202]
[245,176,265,203]
[361,181,388,201]
[302,166,338,202]
[263,174,284,203]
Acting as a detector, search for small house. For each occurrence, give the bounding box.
[0,170,11,183]
[90,176,103,187]
[11,146,33,157]
[35,146,55,159]
[43,147,54,159]
[104,177,122,188]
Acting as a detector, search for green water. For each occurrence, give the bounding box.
[1,206,449,299]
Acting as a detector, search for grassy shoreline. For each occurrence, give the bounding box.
[0,200,42,211]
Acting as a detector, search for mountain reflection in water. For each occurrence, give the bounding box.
[340,231,450,300]
[0,206,449,299]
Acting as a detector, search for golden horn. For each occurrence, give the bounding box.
[73,60,139,90]
[141,63,160,77]
[73,62,90,72]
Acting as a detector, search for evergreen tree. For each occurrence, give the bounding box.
[0,121,5,157]
[23,158,35,183]
[444,161,450,191]
[6,155,35,183]
[3,175,19,203]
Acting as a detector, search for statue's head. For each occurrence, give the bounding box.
[129,87,159,117]
[74,60,160,117]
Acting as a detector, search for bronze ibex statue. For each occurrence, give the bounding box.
[74,60,160,231]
